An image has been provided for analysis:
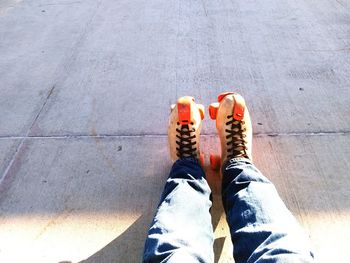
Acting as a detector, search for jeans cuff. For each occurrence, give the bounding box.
[171,157,205,179]
[222,157,252,171]
[176,156,200,165]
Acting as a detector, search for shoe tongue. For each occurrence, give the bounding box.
[218,92,235,102]
[177,98,192,125]
[232,95,245,121]
[181,124,190,131]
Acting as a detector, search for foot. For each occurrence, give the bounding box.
[168,96,205,163]
[209,92,252,167]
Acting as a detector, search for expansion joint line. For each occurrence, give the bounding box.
[0,130,349,140]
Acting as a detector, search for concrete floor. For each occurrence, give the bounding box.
[0,0,349,262]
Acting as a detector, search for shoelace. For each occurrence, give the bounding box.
[176,124,197,158]
[225,115,248,159]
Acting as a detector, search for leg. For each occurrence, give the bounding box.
[143,96,212,262]
[222,158,314,263]
[142,158,214,263]
[209,92,314,262]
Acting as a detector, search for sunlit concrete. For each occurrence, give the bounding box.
[1,210,348,262]
[0,213,142,263]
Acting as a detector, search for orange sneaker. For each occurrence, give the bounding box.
[168,96,205,163]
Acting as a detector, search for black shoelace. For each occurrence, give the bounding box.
[225,115,248,159]
[176,124,197,158]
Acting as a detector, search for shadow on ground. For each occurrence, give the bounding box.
[80,167,228,263]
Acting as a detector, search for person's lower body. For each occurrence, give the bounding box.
[143,93,314,262]
[142,158,314,263]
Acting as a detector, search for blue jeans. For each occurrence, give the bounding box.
[143,158,314,262]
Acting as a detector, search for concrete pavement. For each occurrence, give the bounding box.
[0,0,349,262]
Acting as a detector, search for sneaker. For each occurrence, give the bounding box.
[209,92,252,168]
[168,96,205,163]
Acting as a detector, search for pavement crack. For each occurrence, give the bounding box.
[0,84,57,184]
[29,85,56,132]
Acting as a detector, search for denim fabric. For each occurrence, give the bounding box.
[143,158,314,263]
[142,158,214,263]
[222,158,314,263]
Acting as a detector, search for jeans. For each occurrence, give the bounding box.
[142,158,314,263]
